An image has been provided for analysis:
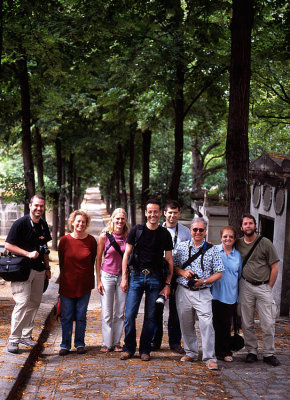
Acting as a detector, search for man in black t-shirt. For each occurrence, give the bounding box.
[5,195,52,354]
[120,200,173,361]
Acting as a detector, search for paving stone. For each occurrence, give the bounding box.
[1,188,290,400]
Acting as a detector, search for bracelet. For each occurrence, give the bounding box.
[165,282,171,287]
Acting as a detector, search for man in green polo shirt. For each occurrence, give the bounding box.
[236,214,280,367]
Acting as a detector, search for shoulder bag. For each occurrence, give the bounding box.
[0,254,31,282]
[127,224,144,269]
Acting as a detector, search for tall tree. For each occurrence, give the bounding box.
[52,136,62,250]
[141,128,152,223]
[226,0,253,234]
[129,125,136,226]
[17,52,35,211]
[35,126,45,197]
[59,157,66,238]
[0,0,3,73]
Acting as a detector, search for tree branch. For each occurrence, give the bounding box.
[202,163,225,178]
[184,66,227,117]
[204,151,226,170]
[201,141,221,164]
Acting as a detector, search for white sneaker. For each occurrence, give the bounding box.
[7,342,19,354]
[20,337,37,347]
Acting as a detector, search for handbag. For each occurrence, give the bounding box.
[230,305,245,351]
[0,255,31,282]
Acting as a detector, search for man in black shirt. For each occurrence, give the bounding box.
[120,199,173,361]
[5,194,52,354]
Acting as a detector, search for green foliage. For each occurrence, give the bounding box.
[0,0,288,207]
[0,151,26,203]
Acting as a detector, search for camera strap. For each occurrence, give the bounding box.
[242,235,263,268]
[181,241,213,271]
[30,218,46,239]
[162,222,178,248]
[104,232,124,258]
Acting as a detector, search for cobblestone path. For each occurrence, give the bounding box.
[11,188,290,400]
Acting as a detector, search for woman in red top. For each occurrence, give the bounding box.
[58,210,97,356]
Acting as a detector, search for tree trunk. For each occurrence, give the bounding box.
[109,172,116,213]
[226,0,253,235]
[141,128,151,223]
[73,174,81,210]
[67,154,74,215]
[191,138,204,195]
[17,52,35,212]
[168,61,184,201]
[105,182,112,214]
[0,0,3,74]
[129,127,136,226]
[59,157,66,238]
[118,143,128,212]
[35,127,45,197]
[115,164,121,209]
[52,137,62,250]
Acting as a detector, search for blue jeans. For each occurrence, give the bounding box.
[60,292,91,350]
[123,271,162,356]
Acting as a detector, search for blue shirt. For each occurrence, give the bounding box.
[173,239,224,288]
[211,244,242,304]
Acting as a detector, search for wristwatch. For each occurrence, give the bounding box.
[203,279,207,285]
[165,282,171,287]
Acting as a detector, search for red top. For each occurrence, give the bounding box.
[58,234,97,297]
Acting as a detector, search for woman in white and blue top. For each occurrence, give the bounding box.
[212,225,242,362]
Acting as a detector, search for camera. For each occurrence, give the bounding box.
[187,273,199,288]
[38,244,50,255]
[156,294,165,305]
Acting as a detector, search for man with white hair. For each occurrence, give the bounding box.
[173,217,224,370]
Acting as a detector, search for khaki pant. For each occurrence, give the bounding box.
[239,277,276,357]
[9,269,45,343]
[176,285,216,363]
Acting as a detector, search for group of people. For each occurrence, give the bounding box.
[5,195,280,369]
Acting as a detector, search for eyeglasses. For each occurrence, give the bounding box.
[192,228,205,233]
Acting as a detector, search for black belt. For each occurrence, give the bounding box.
[180,284,208,291]
[242,276,269,286]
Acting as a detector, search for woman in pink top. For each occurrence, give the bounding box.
[96,208,129,352]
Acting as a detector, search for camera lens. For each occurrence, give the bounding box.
[156,294,165,305]
[187,273,199,288]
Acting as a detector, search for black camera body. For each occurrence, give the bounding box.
[38,244,50,255]
[187,273,199,288]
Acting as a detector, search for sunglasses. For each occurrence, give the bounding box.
[192,228,205,233]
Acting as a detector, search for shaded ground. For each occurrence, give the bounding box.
[1,188,289,400]
[14,291,290,400]
[16,291,235,400]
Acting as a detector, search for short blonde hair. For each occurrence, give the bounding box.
[68,210,91,232]
[103,208,130,238]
